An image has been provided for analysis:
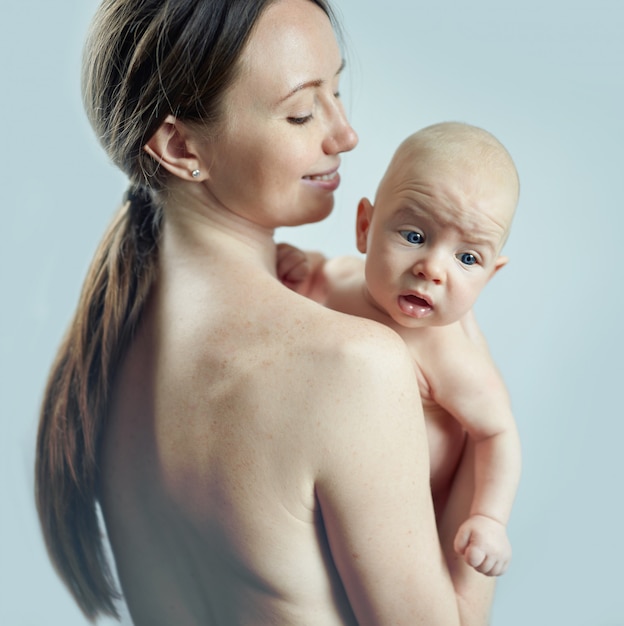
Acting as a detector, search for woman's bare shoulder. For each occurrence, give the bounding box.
[288,291,411,368]
[288,297,421,435]
[160,277,413,416]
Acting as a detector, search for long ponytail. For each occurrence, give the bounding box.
[35,188,161,619]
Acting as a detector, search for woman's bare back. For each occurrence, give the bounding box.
[97,212,492,625]
[100,251,371,624]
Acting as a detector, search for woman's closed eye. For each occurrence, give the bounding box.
[287,114,313,125]
[399,230,424,245]
[287,86,341,126]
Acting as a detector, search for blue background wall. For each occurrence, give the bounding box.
[2,1,622,624]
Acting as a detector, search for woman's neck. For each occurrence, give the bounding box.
[159,182,278,276]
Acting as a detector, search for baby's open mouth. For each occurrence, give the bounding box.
[398,293,433,319]
[404,294,430,307]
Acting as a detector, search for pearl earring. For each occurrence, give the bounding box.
[191,169,200,178]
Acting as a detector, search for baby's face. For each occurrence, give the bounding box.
[358,156,516,328]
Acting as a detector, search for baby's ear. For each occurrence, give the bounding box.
[356,198,374,253]
[143,115,205,181]
[491,255,509,277]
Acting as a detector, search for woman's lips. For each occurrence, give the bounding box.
[303,168,340,191]
[398,293,433,318]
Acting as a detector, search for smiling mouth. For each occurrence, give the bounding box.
[303,171,338,181]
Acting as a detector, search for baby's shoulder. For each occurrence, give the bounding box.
[404,319,488,380]
[404,319,472,356]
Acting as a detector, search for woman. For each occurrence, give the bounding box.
[36,0,494,623]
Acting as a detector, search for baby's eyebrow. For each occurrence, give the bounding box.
[455,226,502,256]
[392,206,431,224]
[391,206,426,223]
[278,59,346,104]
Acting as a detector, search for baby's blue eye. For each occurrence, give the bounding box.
[400,230,424,245]
[458,252,477,266]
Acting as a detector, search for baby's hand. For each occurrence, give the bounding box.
[453,514,511,576]
[276,243,311,292]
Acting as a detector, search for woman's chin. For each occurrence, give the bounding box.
[290,200,334,227]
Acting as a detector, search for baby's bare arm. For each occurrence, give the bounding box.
[437,439,497,619]
[276,243,365,308]
[421,321,521,574]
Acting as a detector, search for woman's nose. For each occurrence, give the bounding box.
[323,101,358,154]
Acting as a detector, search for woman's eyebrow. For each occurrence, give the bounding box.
[278,59,346,104]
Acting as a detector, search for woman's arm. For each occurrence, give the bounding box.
[311,323,495,625]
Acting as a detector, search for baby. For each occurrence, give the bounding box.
[277,122,522,576]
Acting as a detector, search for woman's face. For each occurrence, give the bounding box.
[198,0,358,229]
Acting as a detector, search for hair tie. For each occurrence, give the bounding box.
[123,183,152,207]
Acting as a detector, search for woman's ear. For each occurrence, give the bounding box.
[144,115,205,181]
[356,198,374,253]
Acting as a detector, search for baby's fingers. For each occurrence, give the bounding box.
[474,554,509,577]
[276,243,309,286]
[453,521,473,556]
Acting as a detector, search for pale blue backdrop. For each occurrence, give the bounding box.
[2,1,622,624]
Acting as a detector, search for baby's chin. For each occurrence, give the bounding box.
[391,307,460,329]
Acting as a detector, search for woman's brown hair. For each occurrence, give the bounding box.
[35,0,335,620]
